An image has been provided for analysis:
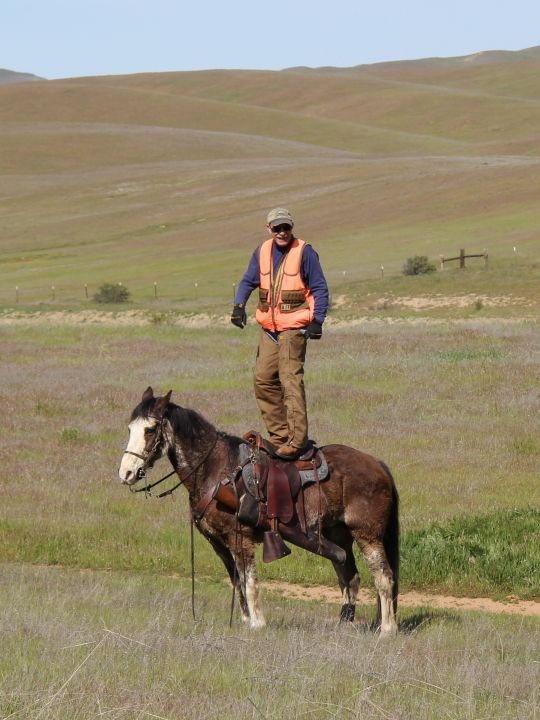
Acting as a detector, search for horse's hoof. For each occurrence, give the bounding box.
[249,618,266,630]
[339,603,356,623]
[379,624,398,638]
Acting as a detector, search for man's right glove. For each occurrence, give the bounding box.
[305,321,322,339]
[231,304,247,329]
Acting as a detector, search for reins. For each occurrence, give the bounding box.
[124,423,223,620]
[129,466,178,497]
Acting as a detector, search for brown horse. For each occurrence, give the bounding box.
[118,387,399,635]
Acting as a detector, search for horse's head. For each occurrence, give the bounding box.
[118,386,172,485]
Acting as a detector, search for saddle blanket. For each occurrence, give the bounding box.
[238,442,328,498]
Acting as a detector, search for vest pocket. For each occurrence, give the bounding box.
[257,288,270,311]
[279,290,307,312]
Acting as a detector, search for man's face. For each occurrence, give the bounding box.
[269,223,293,248]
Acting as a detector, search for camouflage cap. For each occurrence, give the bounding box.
[267,207,293,228]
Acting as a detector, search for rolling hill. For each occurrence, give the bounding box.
[0,68,44,84]
[0,47,539,309]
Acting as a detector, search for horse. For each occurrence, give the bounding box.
[118,387,399,635]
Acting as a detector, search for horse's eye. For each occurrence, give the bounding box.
[144,427,155,436]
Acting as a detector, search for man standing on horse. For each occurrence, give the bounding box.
[231,208,329,460]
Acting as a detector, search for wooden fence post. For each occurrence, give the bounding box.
[459,248,465,268]
[440,255,445,271]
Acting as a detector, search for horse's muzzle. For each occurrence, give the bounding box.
[119,466,145,485]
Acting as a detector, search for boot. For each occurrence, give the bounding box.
[276,444,302,460]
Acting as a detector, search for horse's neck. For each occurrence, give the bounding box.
[170,432,224,497]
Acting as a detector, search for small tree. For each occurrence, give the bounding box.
[93,282,130,303]
[402,255,436,276]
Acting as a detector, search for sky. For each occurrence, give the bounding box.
[2,0,540,80]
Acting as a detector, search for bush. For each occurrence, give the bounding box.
[402,255,437,276]
[93,283,130,303]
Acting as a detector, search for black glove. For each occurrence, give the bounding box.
[231,304,247,329]
[305,321,322,339]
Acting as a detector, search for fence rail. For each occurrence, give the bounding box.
[440,248,488,270]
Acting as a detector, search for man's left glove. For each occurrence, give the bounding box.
[231,304,247,329]
[305,321,322,339]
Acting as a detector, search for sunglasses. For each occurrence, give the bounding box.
[271,224,292,233]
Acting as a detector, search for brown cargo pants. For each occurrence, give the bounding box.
[253,328,308,449]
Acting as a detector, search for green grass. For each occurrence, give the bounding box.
[402,510,540,598]
[2,257,540,319]
[2,507,538,599]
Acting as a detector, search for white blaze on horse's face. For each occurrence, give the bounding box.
[119,417,159,485]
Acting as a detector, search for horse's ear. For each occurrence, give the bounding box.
[154,390,172,418]
[142,386,154,402]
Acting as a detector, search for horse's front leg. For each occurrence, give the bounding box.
[230,532,266,629]
[206,536,251,624]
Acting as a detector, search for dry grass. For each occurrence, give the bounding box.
[1,54,540,307]
[1,563,539,720]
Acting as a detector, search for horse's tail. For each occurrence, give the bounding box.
[379,460,399,616]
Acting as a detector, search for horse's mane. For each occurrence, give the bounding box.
[168,403,216,445]
[130,397,156,422]
[169,403,246,456]
[131,397,243,451]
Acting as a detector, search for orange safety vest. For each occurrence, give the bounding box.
[255,238,315,332]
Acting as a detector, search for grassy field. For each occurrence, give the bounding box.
[1,321,539,598]
[1,563,538,720]
[1,48,540,718]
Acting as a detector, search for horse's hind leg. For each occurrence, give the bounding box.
[354,536,398,637]
[325,529,360,623]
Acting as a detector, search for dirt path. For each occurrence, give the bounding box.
[261,581,540,617]
[18,563,540,618]
[0,308,538,328]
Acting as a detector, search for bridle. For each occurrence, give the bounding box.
[122,415,168,488]
[123,414,221,498]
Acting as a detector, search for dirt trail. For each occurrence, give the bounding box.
[17,564,540,618]
[261,581,540,617]
[0,308,537,328]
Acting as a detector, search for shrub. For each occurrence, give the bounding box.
[402,255,437,276]
[93,283,130,303]
[59,427,82,443]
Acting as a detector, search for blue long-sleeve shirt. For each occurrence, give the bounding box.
[234,239,329,324]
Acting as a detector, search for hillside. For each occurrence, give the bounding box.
[0,68,44,84]
[0,47,539,309]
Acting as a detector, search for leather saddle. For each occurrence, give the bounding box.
[238,431,332,562]
[195,431,345,566]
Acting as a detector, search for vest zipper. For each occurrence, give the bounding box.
[270,248,287,332]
